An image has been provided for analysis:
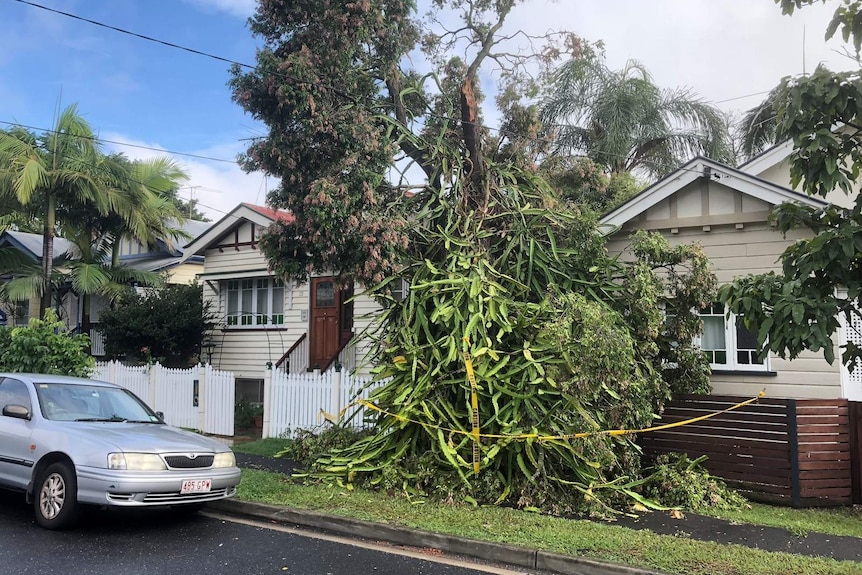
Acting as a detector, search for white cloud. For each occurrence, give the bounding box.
[183,0,256,19]
[101,133,275,222]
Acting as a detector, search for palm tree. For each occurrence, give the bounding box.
[737,87,782,162]
[57,154,189,333]
[541,55,734,179]
[0,105,117,315]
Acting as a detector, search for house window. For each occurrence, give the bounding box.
[391,279,409,301]
[13,299,29,326]
[699,303,767,371]
[225,279,284,328]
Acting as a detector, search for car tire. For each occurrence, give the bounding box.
[34,462,79,530]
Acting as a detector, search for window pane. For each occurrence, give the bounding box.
[256,285,269,316]
[271,286,284,315]
[701,316,726,350]
[242,286,253,319]
[315,281,335,307]
[227,289,238,315]
[736,317,763,365]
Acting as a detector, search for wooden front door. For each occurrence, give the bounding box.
[309,277,352,370]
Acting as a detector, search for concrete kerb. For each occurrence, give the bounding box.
[209,499,668,575]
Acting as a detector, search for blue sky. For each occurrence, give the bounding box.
[0,0,851,219]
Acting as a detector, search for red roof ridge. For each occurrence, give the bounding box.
[241,202,293,223]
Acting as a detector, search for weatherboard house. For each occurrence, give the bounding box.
[0,219,209,353]
[181,203,382,403]
[602,144,861,506]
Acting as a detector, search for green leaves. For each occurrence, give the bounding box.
[0,309,94,377]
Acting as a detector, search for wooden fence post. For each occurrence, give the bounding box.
[148,363,158,411]
[850,401,862,505]
[331,365,343,423]
[197,364,207,433]
[262,363,273,439]
[787,399,801,507]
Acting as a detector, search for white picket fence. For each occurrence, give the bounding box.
[93,361,235,436]
[264,367,383,438]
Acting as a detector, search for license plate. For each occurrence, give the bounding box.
[180,479,212,494]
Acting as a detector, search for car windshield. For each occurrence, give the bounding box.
[34,383,161,423]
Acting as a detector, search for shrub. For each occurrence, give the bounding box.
[641,453,748,512]
[280,426,370,467]
[99,281,216,367]
[0,309,94,376]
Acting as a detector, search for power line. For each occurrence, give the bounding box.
[8,0,787,180]
[12,0,779,144]
[0,119,237,164]
[10,0,360,104]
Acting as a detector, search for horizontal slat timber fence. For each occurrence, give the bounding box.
[640,395,855,507]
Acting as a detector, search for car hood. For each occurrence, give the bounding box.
[65,422,230,454]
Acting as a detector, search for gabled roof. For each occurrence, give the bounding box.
[738,140,794,177]
[599,156,827,233]
[154,218,213,257]
[0,231,76,261]
[182,203,293,257]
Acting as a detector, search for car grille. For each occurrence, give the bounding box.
[107,486,236,504]
[142,487,232,503]
[164,454,214,469]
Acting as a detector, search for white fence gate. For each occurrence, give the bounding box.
[264,367,383,438]
[93,361,236,436]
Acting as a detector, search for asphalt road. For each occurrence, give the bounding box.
[0,490,533,575]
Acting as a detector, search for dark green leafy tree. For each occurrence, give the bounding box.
[721,0,862,372]
[540,52,734,179]
[232,0,716,510]
[98,282,216,367]
[539,156,643,214]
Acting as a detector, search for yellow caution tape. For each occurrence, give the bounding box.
[462,337,481,475]
[356,390,766,442]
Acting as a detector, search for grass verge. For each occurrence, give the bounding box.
[236,469,861,575]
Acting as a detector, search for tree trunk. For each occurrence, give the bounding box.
[81,292,91,338]
[40,193,56,317]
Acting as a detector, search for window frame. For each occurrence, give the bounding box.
[698,303,769,372]
[224,278,285,328]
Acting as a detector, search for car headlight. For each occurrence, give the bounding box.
[212,451,236,468]
[108,452,167,471]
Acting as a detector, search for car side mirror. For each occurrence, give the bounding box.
[2,404,31,420]
[155,411,165,422]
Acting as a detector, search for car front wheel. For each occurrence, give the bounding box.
[34,462,79,530]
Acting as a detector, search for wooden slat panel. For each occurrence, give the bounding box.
[799,460,852,471]
[657,408,789,426]
[710,468,792,483]
[795,399,849,408]
[799,469,852,480]
[796,424,849,434]
[798,451,852,461]
[643,435,791,454]
[796,415,852,425]
[642,394,854,507]
[724,480,792,495]
[794,406,848,416]
[800,487,853,498]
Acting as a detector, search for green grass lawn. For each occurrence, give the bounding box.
[236,468,862,575]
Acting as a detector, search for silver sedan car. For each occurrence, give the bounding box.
[0,373,241,529]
